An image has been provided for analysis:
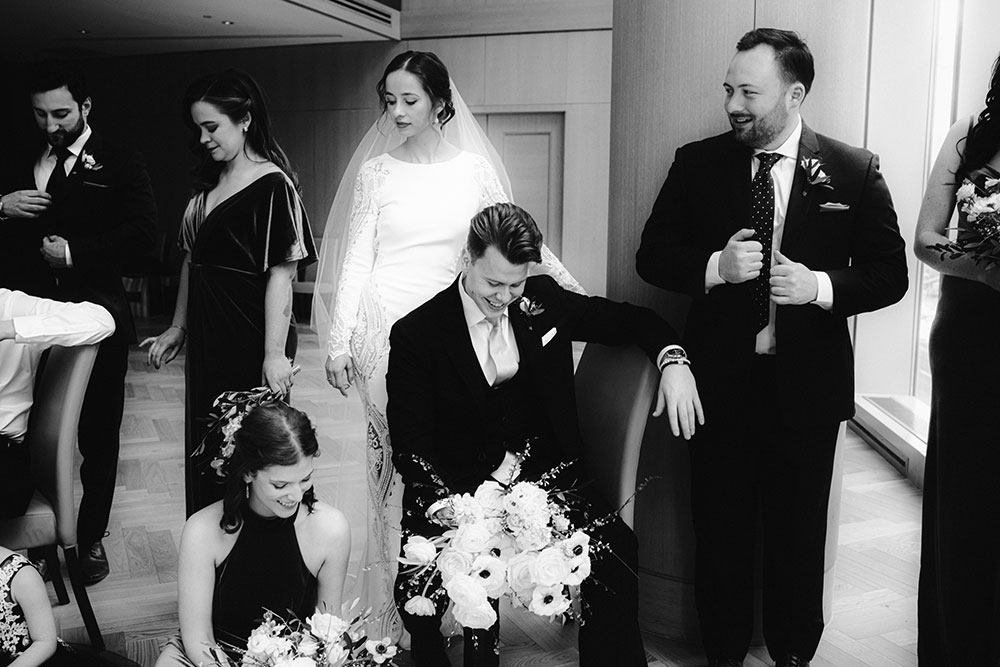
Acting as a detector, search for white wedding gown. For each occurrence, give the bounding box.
[326,149,581,640]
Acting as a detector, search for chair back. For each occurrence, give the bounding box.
[574,343,659,528]
[26,344,99,547]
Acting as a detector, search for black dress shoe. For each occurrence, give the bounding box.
[775,655,810,667]
[79,541,109,585]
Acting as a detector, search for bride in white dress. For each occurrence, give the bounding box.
[311,51,580,640]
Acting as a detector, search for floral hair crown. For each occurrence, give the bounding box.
[192,367,300,479]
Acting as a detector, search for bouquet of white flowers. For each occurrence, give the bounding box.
[226,603,397,667]
[397,461,595,631]
[928,175,1000,265]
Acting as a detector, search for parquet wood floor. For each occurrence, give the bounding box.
[47,319,920,666]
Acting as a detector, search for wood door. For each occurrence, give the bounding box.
[478,112,565,255]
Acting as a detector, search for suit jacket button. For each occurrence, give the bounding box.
[477,453,488,462]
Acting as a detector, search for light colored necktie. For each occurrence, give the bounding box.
[484,317,517,386]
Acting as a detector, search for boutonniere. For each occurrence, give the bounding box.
[518,296,545,331]
[800,156,832,189]
[79,151,103,171]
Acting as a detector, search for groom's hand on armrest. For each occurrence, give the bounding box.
[652,364,704,440]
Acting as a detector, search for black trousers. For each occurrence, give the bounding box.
[0,435,33,517]
[689,355,839,662]
[395,464,646,667]
[76,340,128,547]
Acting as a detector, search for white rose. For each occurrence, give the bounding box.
[529,546,572,586]
[444,572,489,608]
[437,547,473,583]
[452,602,498,630]
[503,482,549,519]
[451,521,493,554]
[403,595,437,616]
[473,481,505,516]
[529,584,571,616]
[400,535,438,565]
[306,611,349,643]
[246,633,271,655]
[506,552,536,595]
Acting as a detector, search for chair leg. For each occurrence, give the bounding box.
[45,545,70,605]
[63,546,105,651]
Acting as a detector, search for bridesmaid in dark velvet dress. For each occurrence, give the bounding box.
[914,52,1000,666]
[153,402,350,667]
[142,69,316,516]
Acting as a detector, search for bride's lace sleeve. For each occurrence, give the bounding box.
[327,159,384,361]
[472,154,587,295]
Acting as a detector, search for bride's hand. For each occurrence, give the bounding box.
[326,353,355,397]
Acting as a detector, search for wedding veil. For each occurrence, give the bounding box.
[310,82,513,352]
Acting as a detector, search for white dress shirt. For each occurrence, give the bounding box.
[0,288,114,441]
[33,124,92,268]
[704,117,833,354]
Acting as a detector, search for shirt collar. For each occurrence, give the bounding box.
[458,275,494,329]
[48,124,91,160]
[755,115,802,161]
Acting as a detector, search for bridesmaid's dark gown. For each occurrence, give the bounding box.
[918,165,1000,665]
[180,173,315,515]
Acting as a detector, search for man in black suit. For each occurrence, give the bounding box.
[0,63,157,584]
[387,203,703,667]
[636,29,907,667]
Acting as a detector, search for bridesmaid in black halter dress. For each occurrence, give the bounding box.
[154,402,350,667]
[914,52,1000,666]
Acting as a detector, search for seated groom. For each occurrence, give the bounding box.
[387,202,704,667]
[0,288,115,518]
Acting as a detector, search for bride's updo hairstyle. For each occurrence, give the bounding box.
[960,52,1000,174]
[182,68,298,192]
[220,401,319,533]
[376,51,456,127]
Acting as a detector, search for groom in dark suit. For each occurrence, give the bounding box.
[387,202,703,667]
[0,63,157,583]
[636,29,907,667]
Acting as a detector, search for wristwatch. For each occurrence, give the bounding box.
[658,346,690,370]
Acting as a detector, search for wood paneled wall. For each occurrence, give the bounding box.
[50,29,611,294]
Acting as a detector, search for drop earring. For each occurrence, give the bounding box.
[245,483,250,500]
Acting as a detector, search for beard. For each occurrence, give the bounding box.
[730,102,790,149]
[47,115,85,149]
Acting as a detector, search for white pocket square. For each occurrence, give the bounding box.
[541,327,557,347]
[819,202,850,212]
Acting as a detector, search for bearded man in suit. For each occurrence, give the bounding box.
[636,28,908,667]
[0,62,157,584]
[387,202,703,667]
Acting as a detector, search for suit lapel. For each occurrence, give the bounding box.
[724,136,755,236]
[781,123,821,250]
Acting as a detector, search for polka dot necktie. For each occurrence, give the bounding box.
[750,152,782,332]
[45,147,71,199]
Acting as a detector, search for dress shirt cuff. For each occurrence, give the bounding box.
[705,251,725,292]
[491,450,522,486]
[812,271,834,310]
[426,498,449,519]
[64,243,73,268]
